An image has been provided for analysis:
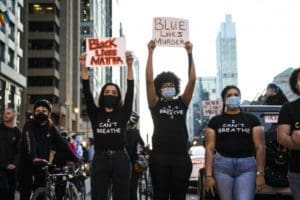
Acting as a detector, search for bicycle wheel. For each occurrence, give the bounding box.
[32,187,53,200]
[63,182,81,200]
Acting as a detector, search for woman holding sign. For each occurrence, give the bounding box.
[146,40,196,199]
[80,51,134,200]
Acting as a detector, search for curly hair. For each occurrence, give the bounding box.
[154,71,180,98]
[221,85,241,112]
[289,68,300,95]
[98,83,122,111]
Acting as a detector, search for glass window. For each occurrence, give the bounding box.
[0,42,5,62]
[28,76,59,88]
[8,48,14,68]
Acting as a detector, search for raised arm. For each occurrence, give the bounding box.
[146,40,158,108]
[80,54,97,118]
[122,52,134,118]
[182,41,196,106]
[126,51,133,80]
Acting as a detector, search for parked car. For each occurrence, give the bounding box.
[189,145,205,186]
[197,105,292,200]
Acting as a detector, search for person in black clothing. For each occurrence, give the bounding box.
[146,40,196,200]
[80,51,134,200]
[125,112,145,200]
[277,68,300,199]
[264,83,288,105]
[17,99,78,200]
[0,108,21,200]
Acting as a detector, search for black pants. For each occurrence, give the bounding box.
[0,169,17,200]
[18,159,46,200]
[149,153,192,200]
[129,170,140,200]
[91,150,132,200]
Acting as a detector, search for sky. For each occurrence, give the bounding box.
[114,0,300,141]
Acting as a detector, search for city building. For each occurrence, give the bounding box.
[187,76,217,142]
[216,14,238,97]
[273,67,298,101]
[22,1,81,132]
[0,0,25,124]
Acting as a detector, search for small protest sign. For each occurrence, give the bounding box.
[202,100,223,117]
[85,37,126,67]
[152,17,189,47]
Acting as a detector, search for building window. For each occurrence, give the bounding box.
[8,0,15,14]
[29,22,59,35]
[8,48,14,68]
[0,42,5,62]
[0,79,5,122]
[29,94,59,104]
[29,3,59,17]
[8,85,15,109]
[28,76,59,88]
[28,58,59,70]
[9,23,15,41]
[28,39,59,52]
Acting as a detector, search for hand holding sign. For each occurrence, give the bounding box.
[153,17,189,47]
[125,51,134,67]
[185,41,193,54]
[147,40,156,54]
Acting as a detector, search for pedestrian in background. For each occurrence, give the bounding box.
[264,83,288,105]
[146,40,196,199]
[125,112,145,200]
[277,68,300,200]
[204,85,265,200]
[80,51,134,200]
[18,99,78,200]
[0,108,21,200]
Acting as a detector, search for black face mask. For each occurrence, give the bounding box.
[34,113,48,123]
[103,95,119,108]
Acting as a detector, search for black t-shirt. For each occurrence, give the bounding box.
[0,123,21,169]
[150,97,189,154]
[82,79,133,153]
[277,98,300,173]
[208,112,261,157]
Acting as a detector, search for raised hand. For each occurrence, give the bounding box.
[148,40,156,54]
[125,51,134,67]
[185,41,193,54]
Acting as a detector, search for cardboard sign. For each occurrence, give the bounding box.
[202,100,223,117]
[85,37,126,67]
[152,17,189,47]
[264,115,279,123]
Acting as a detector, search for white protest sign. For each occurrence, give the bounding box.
[202,100,223,117]
[264,115,279,123]
[85,37,126,67]
[152,17,189,47]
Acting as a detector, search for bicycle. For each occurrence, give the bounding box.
[31,162,81,200]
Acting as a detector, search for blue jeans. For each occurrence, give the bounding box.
[213,152,256,200]
[288,172,300,200]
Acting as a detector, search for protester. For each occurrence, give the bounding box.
[0,108,21,200]
[277,68,300,200]
[80,51,134,200]
[264,83,288,105]
[125,112,145,200]
[146,40,196,199]
[204,85,265,200]
[18,99,78,200]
